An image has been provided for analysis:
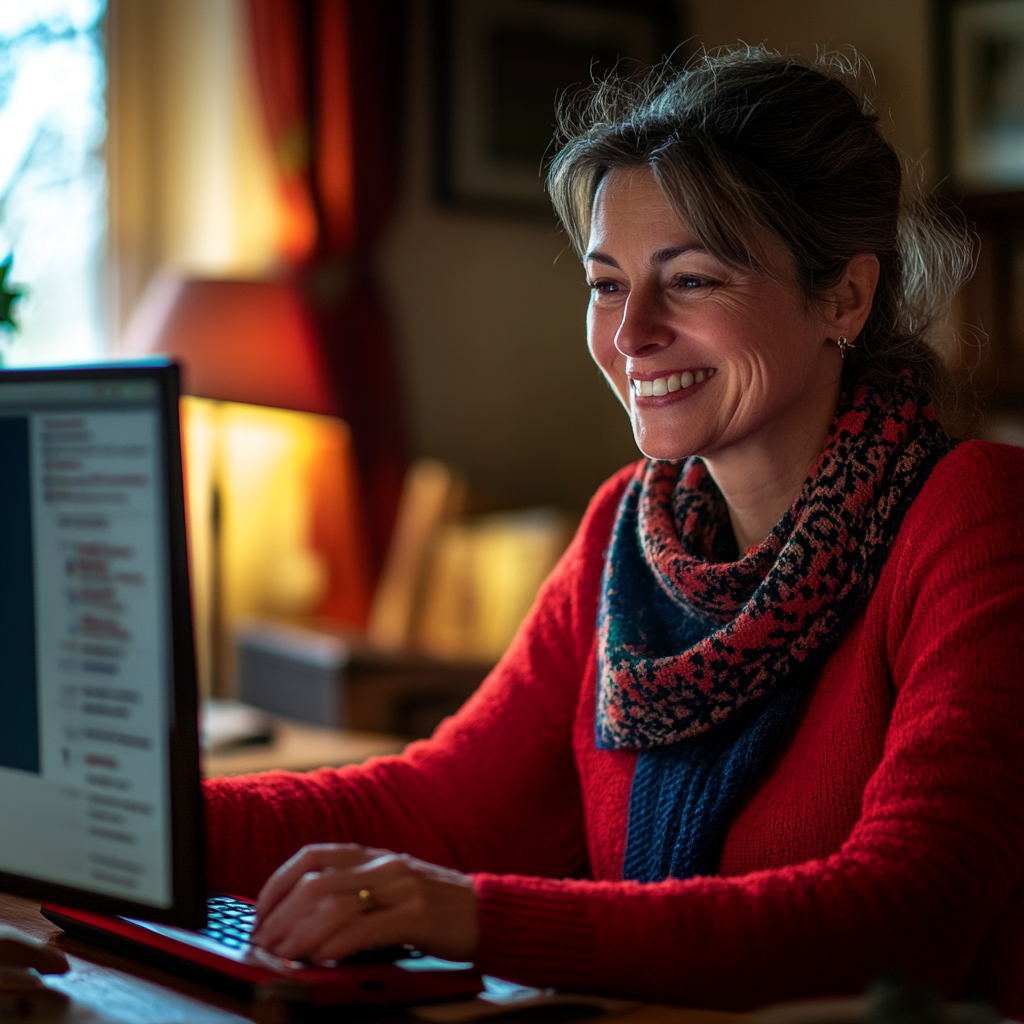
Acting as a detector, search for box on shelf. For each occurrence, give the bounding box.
[237,621,349,727]
[235,621,492,739]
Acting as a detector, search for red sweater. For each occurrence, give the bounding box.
[205,441,1024,1014]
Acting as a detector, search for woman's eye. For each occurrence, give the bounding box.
[675,275,712,290]
[589,280,621,296]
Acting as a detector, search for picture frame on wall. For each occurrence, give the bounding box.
[937,0,1024,191]
[432,0,682,216]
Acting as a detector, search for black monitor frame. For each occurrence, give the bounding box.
[0,362,206,928]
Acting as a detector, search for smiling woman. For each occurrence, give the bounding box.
[204,48,1024,1015]
[582,170,880,548]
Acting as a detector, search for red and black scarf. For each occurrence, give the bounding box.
[596,371,954,881]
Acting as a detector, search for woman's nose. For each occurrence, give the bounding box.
[614,290,673,357]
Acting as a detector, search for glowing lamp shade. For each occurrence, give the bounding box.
[120,274,370,697]
[121,274,336,415]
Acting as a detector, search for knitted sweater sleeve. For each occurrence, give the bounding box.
[203,465,637,898]
[471,442,1024,1011]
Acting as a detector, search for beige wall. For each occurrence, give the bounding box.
[377,0,642,512]
[378,0,937,512]
[689,0,936,182]
[108,0,279,337]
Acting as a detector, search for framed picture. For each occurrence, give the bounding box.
[937,0,1024,191]
[433,0,682,216]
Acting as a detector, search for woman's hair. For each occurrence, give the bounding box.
[547,47,974,409]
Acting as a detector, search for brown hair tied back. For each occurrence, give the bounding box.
[547,47,974,412]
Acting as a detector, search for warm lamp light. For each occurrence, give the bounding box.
[120,274,370,697]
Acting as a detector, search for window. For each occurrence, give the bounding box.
[0,0,107,366]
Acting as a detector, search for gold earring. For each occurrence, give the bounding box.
[837,336,854,358]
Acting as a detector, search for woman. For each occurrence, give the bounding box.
[206,50,1024,1013]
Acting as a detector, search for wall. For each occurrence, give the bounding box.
[377,0,937,513]
[377,0,642,513]
[108,0,279,336]
[688,0,936,182]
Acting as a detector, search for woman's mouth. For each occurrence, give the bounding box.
[630,368,716,397]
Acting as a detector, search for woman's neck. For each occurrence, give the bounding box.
[703,378,842,553]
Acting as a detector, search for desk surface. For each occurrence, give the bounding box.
[0,892,253,1022]
[0,892,748,1024]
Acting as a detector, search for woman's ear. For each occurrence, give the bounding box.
[828,253,880,339]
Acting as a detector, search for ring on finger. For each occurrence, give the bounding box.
[356,887,376,912]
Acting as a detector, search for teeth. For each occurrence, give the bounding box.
[631,370,715,397]
[626,370,716,397]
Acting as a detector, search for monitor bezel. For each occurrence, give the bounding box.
[0,362,206,928]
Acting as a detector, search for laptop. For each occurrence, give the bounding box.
[0,363,481,1007]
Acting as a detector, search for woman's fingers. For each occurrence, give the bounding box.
[255,843,386,923]
[252,850,478,963]
[309,905,415,964]
[255,854,408,955]
[264,889,369,961]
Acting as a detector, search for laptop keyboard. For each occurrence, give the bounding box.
[200,894,257,951]
[197,894,416,966]
[193,892,438,970]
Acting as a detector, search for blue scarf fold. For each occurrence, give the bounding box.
[597,372,954,882]
[623,685,807,882]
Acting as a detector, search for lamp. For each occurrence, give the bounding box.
[121,275,336,415]
[121,274,371,696]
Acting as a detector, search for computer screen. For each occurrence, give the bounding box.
[0,365,205,926]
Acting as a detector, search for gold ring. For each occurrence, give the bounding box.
[357,888,376,912]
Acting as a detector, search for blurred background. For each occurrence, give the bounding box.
[2,0,1021,753]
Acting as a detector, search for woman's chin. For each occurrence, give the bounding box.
[633,435,697,462]
[629,407,715,463]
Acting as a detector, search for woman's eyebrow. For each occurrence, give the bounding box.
[584,244,710,268]
[651,245,709,264]
[584,250,619,268]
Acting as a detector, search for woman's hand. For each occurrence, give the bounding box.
[250,844,479,965]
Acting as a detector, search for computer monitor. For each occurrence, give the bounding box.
[0,363,206,927]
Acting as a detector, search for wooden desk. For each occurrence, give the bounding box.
[0,892,748,1024]
[0,892,254,1022]
[203,720,406,777]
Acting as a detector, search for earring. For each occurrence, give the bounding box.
[836,335,854,358]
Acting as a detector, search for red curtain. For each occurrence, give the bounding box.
[246,0,408,574]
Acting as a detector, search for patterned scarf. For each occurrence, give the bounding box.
[596,370,954,882]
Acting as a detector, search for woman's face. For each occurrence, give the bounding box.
[585,168,843,463]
